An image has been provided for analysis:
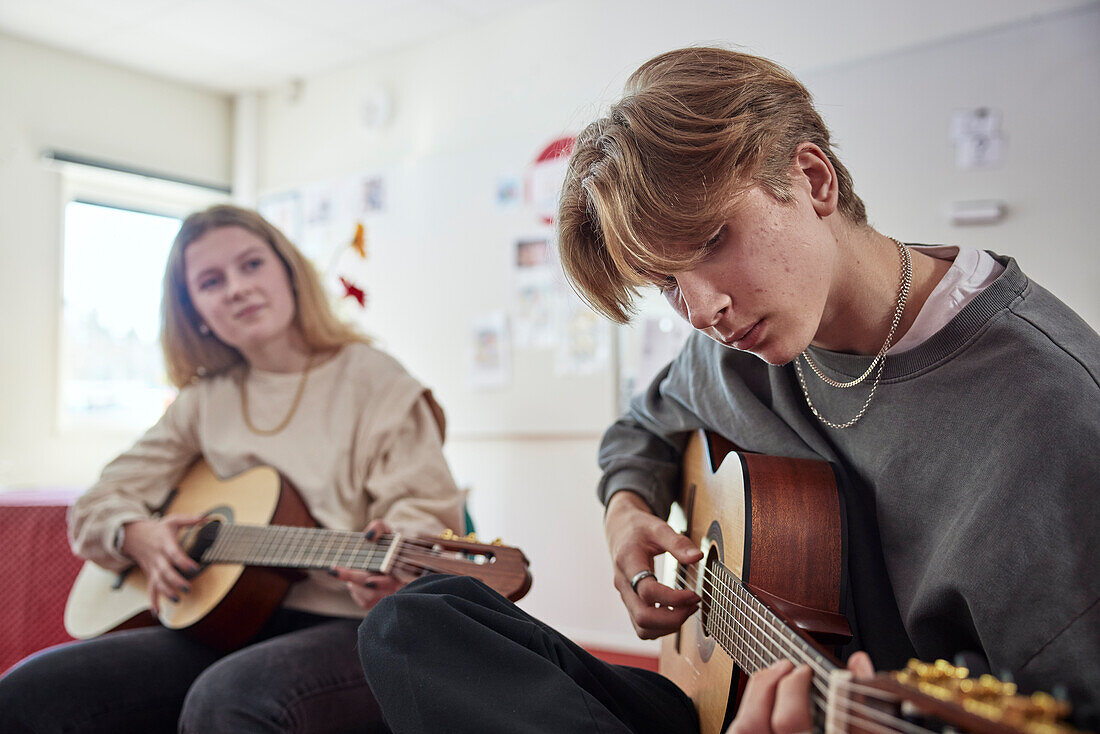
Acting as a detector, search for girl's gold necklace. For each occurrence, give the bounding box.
[241,353,316,436]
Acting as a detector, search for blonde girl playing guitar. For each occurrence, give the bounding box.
[0,205,466,733]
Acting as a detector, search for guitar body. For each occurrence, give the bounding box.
[65,461,314,650]
[659,431,845,734]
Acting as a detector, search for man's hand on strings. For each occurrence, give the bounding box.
[726,652,875,734]
[331,519,406,610]
[604,490,703,640]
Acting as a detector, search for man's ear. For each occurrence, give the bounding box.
[792,143,838,218]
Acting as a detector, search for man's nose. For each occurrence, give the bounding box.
[677,274,730,331]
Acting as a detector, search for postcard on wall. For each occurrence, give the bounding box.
[512,237,558,349]
[495,175,520,208]
[514,237,551,270]
[469,311,511,390]
[300,181,338,263]
[347,174,385,217]
[555,299,611,376]
[257,190,303,245]
[513,279,557,349]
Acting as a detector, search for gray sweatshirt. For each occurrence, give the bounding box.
[598,254,1100,718]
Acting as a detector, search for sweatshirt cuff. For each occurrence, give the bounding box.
[598,467,674,520]
[103,512,148,567]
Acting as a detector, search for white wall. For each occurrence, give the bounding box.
[805,12,1100,327]
[257,2,1100,653]
[0,34,232,487]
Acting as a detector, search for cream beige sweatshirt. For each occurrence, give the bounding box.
[68,342,465,619]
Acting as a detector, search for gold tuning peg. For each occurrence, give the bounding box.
[440,529,456,540]
[898,659,1077,734]
[491,538,503,546]
[934,659,970,680]
[464,532,479,542]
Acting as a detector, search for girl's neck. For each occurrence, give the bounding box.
[242,329,313,373]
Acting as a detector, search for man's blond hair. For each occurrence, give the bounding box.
[558,47,866,323]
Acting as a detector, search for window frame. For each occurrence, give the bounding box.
[54,162,227,434]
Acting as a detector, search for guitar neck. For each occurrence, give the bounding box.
[199,523,399,574]
[701,562,839,719]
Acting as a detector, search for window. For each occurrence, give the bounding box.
[60,201,181,428]
[56,163,226,430]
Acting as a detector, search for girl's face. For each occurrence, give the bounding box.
[183,226,299,360]
[659,182,838,366]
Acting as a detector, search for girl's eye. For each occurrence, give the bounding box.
[244,258,263,271]
[199,276,221,290]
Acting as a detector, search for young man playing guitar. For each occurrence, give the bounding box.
[359,47,1098,733]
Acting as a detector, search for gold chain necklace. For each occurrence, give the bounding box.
[240,353,316,436]
[794,238,912,429]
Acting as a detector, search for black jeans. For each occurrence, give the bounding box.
[0,609,387,734]
[359,574,699,734]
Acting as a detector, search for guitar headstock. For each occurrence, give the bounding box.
[412,530,532,602]
[865,659,1079,734]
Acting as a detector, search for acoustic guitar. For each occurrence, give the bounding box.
[64,460,531,651]
[659,430,1079,734]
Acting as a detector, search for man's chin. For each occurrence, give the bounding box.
[706,336,787,366]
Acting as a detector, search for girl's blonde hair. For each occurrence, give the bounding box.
[558,47,867,323]
[161,204,366,387]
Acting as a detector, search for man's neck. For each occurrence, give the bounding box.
[811,229,951,355]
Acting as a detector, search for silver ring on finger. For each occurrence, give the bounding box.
[629,569,656,594]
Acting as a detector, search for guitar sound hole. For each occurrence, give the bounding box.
[699,543,721,639]
[182,518,222,564]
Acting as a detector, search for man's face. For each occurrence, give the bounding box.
[659,183,838,366]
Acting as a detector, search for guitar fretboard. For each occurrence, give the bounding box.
[202,524,397,573]
[692,560,839,724]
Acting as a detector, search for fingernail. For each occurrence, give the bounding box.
[363,581,377,589]
[327,569,339,577]
[365,529,376,541]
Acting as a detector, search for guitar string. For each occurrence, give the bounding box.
[671,566,936,734]
[203,530,519,608]
[207,533,486,581]
[672,569,935,734]
[206,528,511,585]
[677,563,855,701]
[206,528,472,569]
[675,563,877,706]
[674,564,835,692]
[207,526,443,550]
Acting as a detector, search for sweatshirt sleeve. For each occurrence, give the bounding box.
[362,393,465,539]
[67,386,202,571]
[598,359,705,519]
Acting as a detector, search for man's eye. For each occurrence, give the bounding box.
[704,225,725,250]
[658,276,678,294]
